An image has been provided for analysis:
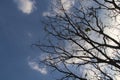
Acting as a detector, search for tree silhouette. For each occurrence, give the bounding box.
[36,0,120,80]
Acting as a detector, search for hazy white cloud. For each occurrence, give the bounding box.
[61,0,75,11]
[28,61,47,74]
[42,0,75,16]
[42,12,52,17]
[14,0,36,14]
[42,0,120,79]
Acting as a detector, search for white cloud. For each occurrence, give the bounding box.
[51,0,75,11]
[42,0,75,16]
[42,0,120,79]
[61,0,75,11]
[28,61,47,75]
[42,12,53,17]
[14,0,36,14]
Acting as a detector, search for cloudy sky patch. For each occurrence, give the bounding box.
[14,0,36,14]
[42,0,75,16]
[61,0,75,11]
[28,61,47,75]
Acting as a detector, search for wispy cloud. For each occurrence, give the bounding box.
[28,61,47,75]
[14,0,36,14]
[42,12,52,17]
[42,0,75,16]
[61,0,75,11]
[41,0,120,79]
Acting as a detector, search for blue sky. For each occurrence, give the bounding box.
[1,0,120,80]
[0,0,56,80]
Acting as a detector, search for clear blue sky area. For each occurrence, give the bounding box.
[0,0,56,80]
